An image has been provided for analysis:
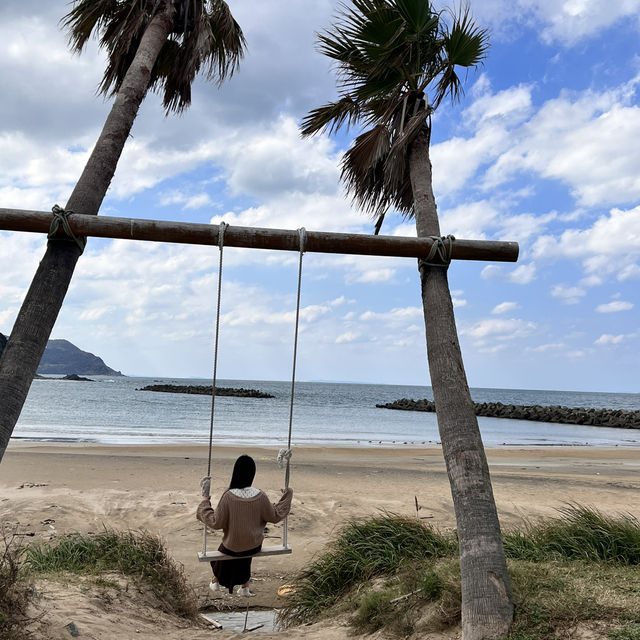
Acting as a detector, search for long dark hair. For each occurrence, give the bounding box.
[229,454,256,489]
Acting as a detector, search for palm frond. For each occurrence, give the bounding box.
[300,97,361,137]
[62,0,245,114]
[304,0,487,220]
[444,5,489,68]
[394,0,432,32]
[341,125,392,216]
[158,0,244,111]
[384,106,427,194]
[62,0,119,52]
[202,0,246,82]
[349,124,392,172]
[432,6,488,107]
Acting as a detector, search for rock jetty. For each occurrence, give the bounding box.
[376,398,640,429]
[137,384,274,398]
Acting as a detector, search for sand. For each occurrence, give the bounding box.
[1,442,639,639]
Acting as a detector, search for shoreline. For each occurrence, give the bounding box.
[8,437,640,451]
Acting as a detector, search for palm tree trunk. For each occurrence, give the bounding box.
[409,130,513,640]
[0,9,174,463]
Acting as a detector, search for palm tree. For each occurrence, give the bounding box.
[301,2,512,638]
[0,0,245,462]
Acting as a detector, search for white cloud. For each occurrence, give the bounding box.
[595,333,633,345]
[351,268,397,284]
[492,302,519,314]
[479,260,538,286]
[439,201,498,239]
[159,190,213,211]
[431,82,534,197]
[485,86,640,208]
[595,300,634,313]
[461,317,537,341]
[527,342,566,352]
[509,263,537,284]
[335,331,360,344]
[481,265,502,280]
[360,307,423,325]
[223,117,340,199]
[528,0,640,44]
[464,82,533,126]
[498,212,557,243]
[534,205,640,282]
[473,0,640,45]
[550,284,586,304]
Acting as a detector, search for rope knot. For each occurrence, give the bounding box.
[277,448,292,469]
[418,234,455,269]
[48,205,86,253]
[218,221,228,249]
[298,227,307,254]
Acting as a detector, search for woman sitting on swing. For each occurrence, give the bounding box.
[197,454,293,596]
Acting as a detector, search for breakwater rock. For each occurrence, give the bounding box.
[376,398,640,429]
[62,374,94,382]
[137,384,274,398]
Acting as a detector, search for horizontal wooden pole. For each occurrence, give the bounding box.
[0,208,519,262]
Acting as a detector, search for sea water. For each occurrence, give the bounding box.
[11,377,640,448]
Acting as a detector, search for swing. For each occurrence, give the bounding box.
[197,223,305,562]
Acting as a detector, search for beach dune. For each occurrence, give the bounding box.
[1,442,639,638]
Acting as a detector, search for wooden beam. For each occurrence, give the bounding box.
[0,207,519,262]
[197,545,292,561]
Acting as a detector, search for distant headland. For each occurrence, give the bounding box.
[0,333,122,377]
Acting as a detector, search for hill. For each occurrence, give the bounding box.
[0,334,122,376]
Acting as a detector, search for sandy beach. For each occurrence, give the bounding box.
[1,442,639,639]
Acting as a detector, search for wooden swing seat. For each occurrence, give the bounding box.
[198,545,292,561]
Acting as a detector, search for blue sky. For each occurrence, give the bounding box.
[0,1,639,393]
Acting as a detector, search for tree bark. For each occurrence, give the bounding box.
[409,130,513,639]
[0,9,175,463]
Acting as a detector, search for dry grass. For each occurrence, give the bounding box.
[0,527,37,640]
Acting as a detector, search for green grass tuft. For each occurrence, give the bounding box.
[279,506,640,638]
[26,529,197,618]
[610,624,640,640]
[277,513,455,626]
[503,504,640,565]
[352,588,400,634]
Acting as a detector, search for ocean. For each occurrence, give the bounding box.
[11,377,640,449]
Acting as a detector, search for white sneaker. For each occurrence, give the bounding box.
[209,580,221,593]
[237,586,255,597]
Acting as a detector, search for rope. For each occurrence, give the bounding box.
[202,221,227,555]
[200,223,304,554]
[418,234,455,269]
[282,227,306,549]
[48,205,86,253]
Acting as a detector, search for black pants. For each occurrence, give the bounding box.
[210,543,262,593]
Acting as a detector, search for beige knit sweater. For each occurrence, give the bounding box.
[197,487,293,553]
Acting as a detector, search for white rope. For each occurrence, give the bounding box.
[202,221,227,556]
[282,227,306,549]
[200,223,304,555]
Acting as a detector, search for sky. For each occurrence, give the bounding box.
[0,1,639,393]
